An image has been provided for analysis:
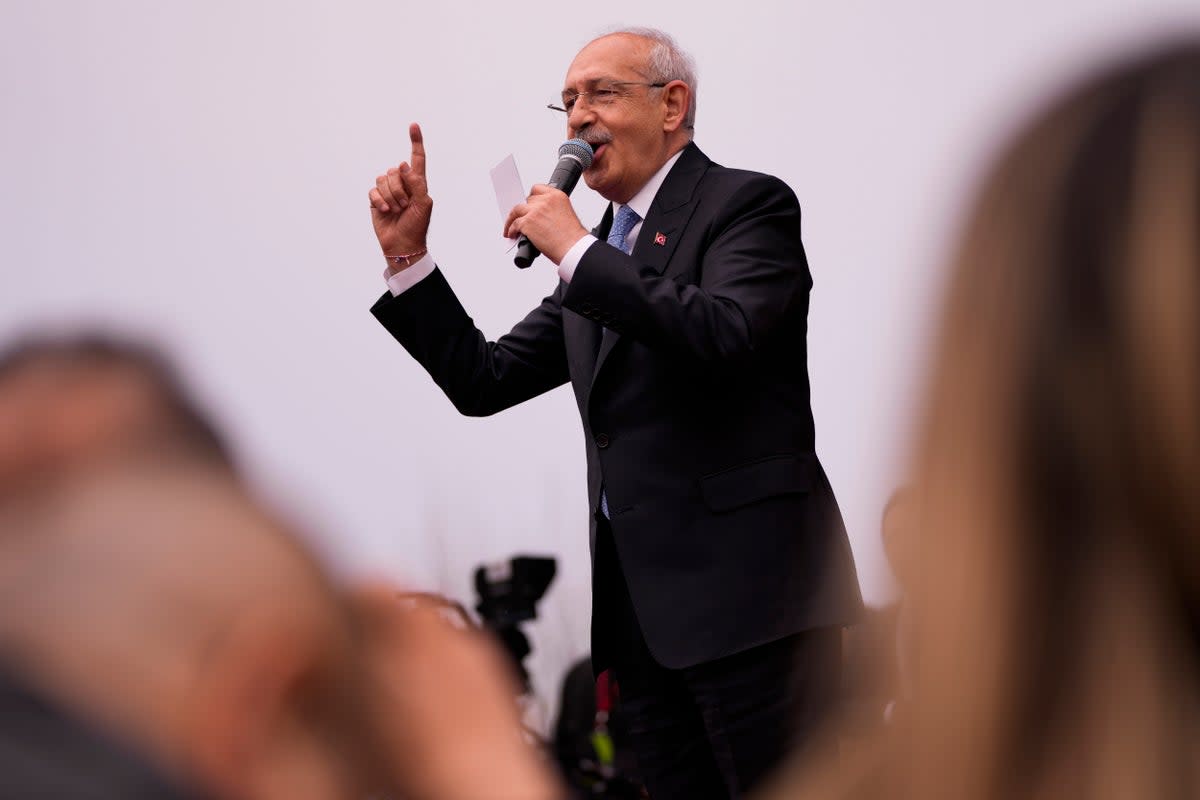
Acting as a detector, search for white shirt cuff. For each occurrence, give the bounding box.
[384,252,437,296]
[556,235,599,283]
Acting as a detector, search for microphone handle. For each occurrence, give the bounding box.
[514,156,586,269]
[513,236,541,270]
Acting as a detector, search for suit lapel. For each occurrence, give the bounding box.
[592,203,614,244]
[630,143,709,275]
[591,144,711,383]
[572,206,614,374]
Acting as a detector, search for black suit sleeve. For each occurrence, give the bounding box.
[562,174,810,367]
[370,267,570,417]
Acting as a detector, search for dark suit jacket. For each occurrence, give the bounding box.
[372,142,862,670]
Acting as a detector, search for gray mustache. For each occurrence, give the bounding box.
[575,129,613,147]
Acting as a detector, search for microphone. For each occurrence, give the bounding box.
[514,139,594,269]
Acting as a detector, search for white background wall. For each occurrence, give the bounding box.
[3,0,1198,720]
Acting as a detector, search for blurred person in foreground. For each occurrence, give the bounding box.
[761,39,1200,800]
[0,337,380,798]
[0,332,564,799]
[0,461,379,799]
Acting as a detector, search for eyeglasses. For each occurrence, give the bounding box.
[547,81,668,115]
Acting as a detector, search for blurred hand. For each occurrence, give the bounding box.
[351,584,563,800]
[503,185,589,265]
[369,123,433,264]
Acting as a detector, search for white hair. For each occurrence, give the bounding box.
[599,27,698,137]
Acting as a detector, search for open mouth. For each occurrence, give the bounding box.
[590,142,609,163]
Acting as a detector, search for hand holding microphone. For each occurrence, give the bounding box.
[505,139,594,268]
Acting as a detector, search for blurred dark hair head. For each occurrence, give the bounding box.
[0,332,233,496]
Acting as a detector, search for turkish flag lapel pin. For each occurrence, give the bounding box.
[654,232,667,246]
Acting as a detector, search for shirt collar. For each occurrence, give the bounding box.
[612,147,687,222]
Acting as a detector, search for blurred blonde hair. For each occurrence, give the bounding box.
[769,39,1200,800]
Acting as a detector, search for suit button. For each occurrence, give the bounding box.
[595,433,610,449]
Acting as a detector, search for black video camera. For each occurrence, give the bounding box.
[473,555,556,691]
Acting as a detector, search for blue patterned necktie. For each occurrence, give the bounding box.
[607,204,641,255]
[599,205,639,520]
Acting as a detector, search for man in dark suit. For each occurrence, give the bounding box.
[368,27,861,799]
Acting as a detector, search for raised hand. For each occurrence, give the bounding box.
[369,123,433,266]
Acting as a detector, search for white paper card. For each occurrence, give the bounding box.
[490,154,526,251]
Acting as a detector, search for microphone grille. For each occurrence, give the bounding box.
[558,138,594,169]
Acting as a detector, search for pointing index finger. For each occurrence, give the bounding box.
[409,122,426,175]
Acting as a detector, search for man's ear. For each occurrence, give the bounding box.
[178,606,321,800]
[661,80,691,134]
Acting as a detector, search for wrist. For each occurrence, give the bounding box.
[382,246,429,271]
[547,228,589,266]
